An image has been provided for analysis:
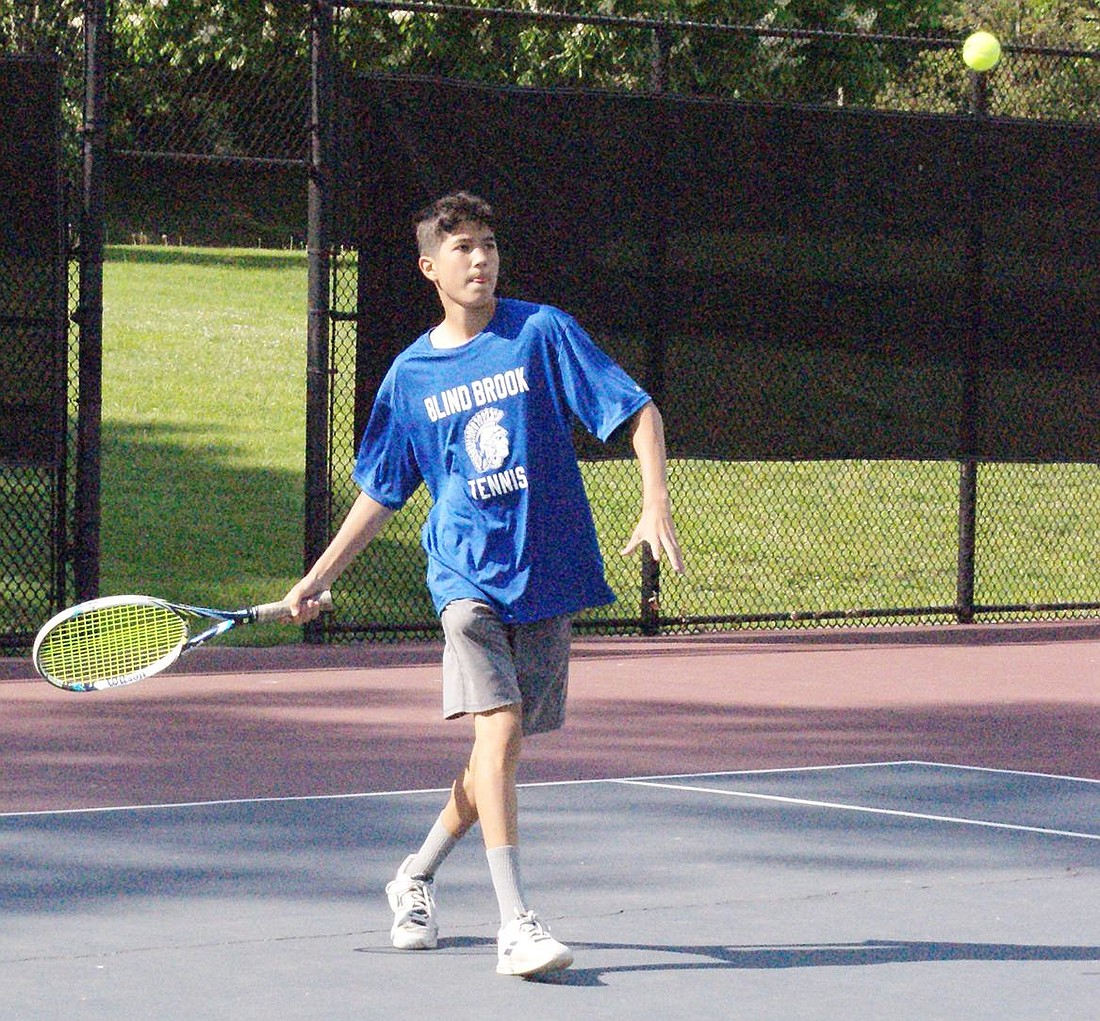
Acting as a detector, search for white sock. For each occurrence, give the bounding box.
[486,844,527,925]
[403,818,460,879]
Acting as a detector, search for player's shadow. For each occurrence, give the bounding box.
[359,936,1100,986]
[516,938,1100,986]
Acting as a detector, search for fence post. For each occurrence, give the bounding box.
[304,0,334,643]
[639,26,674,636]
[956,68,989,625]
[74,0,108,602]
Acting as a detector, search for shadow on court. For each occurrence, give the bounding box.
[372,933,1100,974]
[529,939,1100,986]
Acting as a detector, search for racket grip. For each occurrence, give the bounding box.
[251,590,333,624]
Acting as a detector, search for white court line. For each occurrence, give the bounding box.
[612,778,1100,842]
[904,759,1100,786]
[0,786,454,819]
[514,759,927,789]
[0,760,912,819]
[1,760,1096,824]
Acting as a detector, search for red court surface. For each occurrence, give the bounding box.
[2,620,1098,814]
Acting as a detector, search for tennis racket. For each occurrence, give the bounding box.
[32,591,333,692]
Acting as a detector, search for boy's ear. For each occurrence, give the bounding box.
[418,254,437,281]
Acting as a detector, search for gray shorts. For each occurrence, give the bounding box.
[440,599,572,736]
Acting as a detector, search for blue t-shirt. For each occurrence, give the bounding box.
[352,298,651,623]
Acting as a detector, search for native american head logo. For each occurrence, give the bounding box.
[464,406,510,473]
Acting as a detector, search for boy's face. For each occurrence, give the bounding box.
[419,220,499,311]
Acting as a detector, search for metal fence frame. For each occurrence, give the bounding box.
[0,1,108,653]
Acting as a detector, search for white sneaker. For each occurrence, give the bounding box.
[496,911,573,977]
[385,855,438,950]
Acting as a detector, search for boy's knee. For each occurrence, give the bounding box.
[472,705,523,764]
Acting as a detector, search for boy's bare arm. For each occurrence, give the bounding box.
[284,491,396,621]
[621,401,685,574]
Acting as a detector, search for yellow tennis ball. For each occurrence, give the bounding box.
[963,31,1002,72]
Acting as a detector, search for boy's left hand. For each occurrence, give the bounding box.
[621,505,685,575]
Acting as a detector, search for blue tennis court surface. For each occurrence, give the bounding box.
[3,761,1098,1020]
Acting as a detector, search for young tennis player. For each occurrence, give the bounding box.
[285,191,683,977]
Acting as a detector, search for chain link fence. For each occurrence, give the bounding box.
[106,1,311,247]
[0,53,74,653]
[3,0,1098,650]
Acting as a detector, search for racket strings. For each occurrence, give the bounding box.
[36,603,188,684]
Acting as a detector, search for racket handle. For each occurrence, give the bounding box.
[251,590,333,624]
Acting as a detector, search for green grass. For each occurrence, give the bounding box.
[594,459,962,624]
[637,460,1100,624]
[90,245,1100,644]
[102,245,309,643]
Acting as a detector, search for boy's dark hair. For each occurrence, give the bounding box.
[415,191,495,255]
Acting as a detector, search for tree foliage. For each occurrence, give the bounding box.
[1,0,1096,138]
[942,1,1100,48]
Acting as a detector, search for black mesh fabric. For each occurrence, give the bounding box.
[346,76,1099,465]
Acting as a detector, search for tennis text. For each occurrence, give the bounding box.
[467,465,529,500]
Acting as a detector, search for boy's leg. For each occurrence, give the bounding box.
[385,601,506,951]
[401,817,461,880]
[385,684,523,953]
[469,706,528,924]
[438,704,526,918]
[384,785,468,952]
[466,703,523,847]
[394,600,571,973]
[446,703,570,976]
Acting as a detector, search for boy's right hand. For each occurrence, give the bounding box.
[282,581,330,624]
